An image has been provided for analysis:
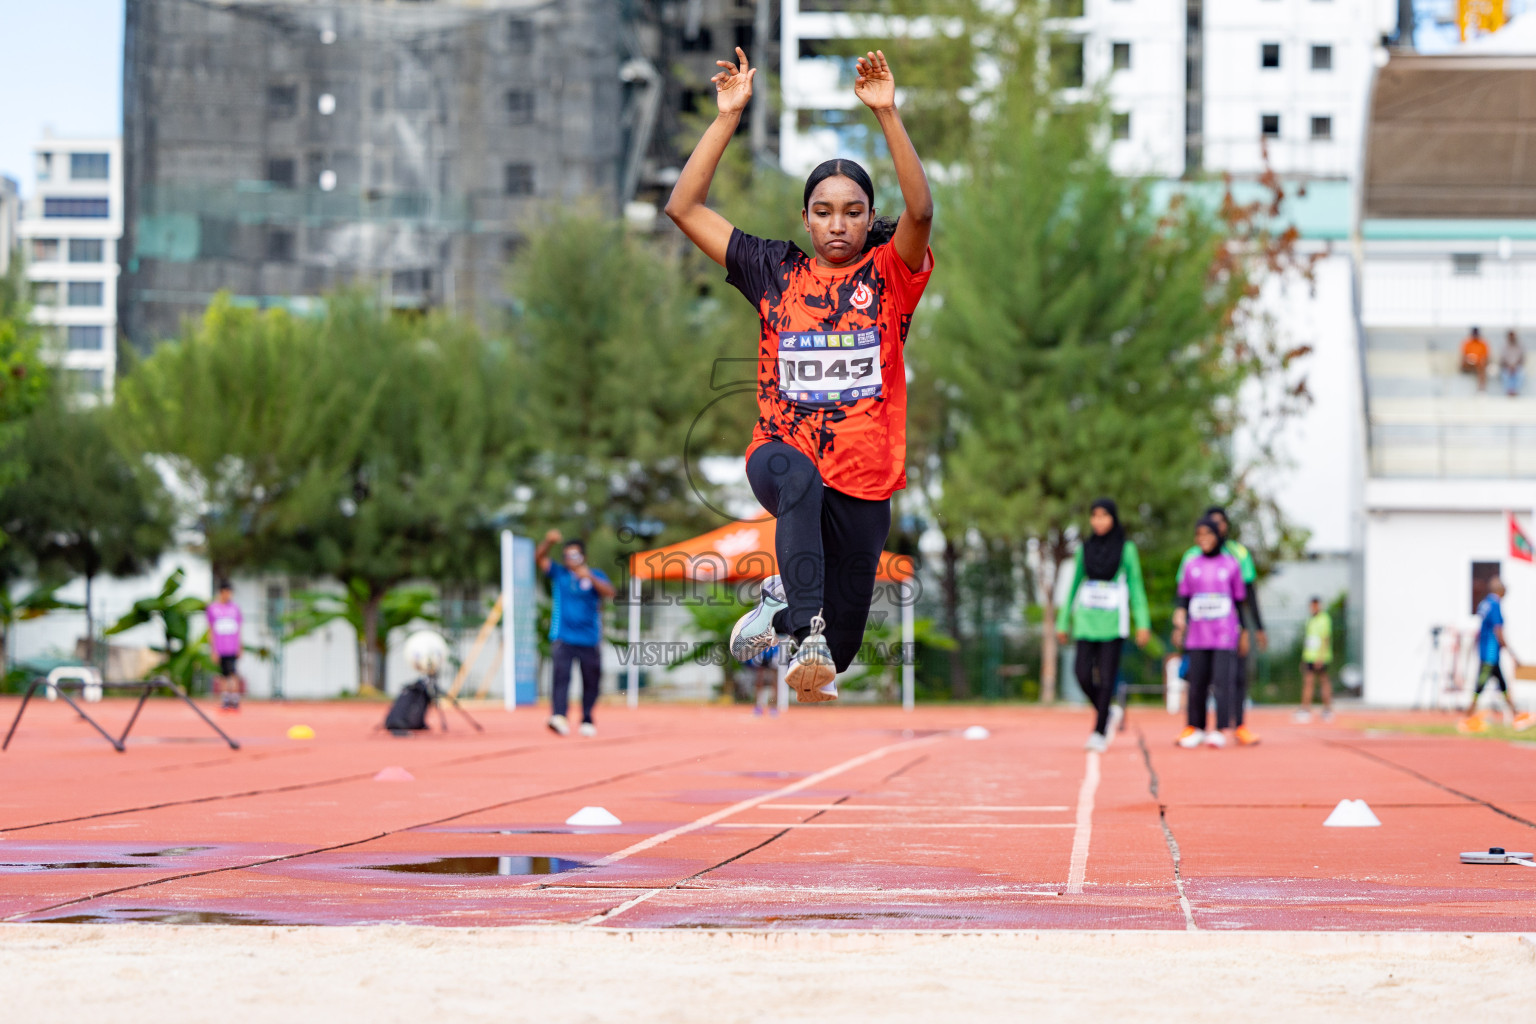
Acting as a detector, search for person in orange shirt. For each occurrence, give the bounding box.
[665,47,934,703]
[1461,326,1489,392]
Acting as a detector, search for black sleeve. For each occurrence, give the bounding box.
[1176,595,1191,611]
[1241,588,1265,631]
[725,228,792,307]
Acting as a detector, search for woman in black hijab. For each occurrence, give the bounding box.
[1056,498,1152,751]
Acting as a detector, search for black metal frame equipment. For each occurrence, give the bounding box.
[3,676,240,753]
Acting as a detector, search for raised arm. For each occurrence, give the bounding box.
[854,51,933,273]
[664,47,756,268]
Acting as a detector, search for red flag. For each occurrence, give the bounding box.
[1510,512,1534,563]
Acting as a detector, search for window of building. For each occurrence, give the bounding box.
[1310,115,1333,140]
[1311,44,1333,70]
[266,229,295,262]
[504,163,534,196]
[1472,561,1501,612]
[505,90,534,124]
[1453,253,1482,276]
[66,325,104,351]
[392,268,432,294]
[70,153,109,180]
[66,281,104,306]
[507,18,534,53]
[502,235,524,262]
[68,239,105,263]
[36,152,52,182]
[1260,113,1281,138]
[1112,42,1132,70]
[267,85,298,119]
[267,158,297,189]
[31,281,59,305]
[680,26,714,51]
[1261,43,1281,69]
[43,198,109,219]
[69,369,104,395]
[30,238,59,262]
[1111,112,1131,140]
[1050,38,1086,88]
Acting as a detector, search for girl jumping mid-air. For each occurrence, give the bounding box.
[665,47,934,703]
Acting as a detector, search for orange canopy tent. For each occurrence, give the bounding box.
[622,514,917,711]
[627,517,914,584]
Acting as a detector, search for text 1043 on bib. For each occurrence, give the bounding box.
[777,328,882,406]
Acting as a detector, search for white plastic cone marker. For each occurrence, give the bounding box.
[963,725,991,740]
[373,766,414,782]
[566,806,622,827]
[1323,799,1381,827]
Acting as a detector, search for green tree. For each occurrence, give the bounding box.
[0,258,51,492]
[507,210,752,571]
[0,390,174,662]
[921,70,1308,699]
[283,581,438,693]
[105,567,216,691]
[116,294,522,693]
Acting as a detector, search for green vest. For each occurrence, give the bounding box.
[1056,540,1151,641]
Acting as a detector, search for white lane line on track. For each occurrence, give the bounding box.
[580,734,947,925]
[716,823,1076,829]
[761,804,1071,812]
[589,733,946,869]
[1066,750,1101,895]
[577,887,666,926]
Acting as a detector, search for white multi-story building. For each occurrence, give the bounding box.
[1200,0,1393,178]
[1355,38,1536,708]
[0,175,19,276]
[779,0,1394,180]
[16,135,121,398]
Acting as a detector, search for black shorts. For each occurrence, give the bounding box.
[219,655,239,676]
[1303,661,1330,673]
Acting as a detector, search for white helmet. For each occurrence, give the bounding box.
[403,630,449,677]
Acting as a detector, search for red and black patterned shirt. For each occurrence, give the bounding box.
[725,229,934,500]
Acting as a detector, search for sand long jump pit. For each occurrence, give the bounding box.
[2,700,1533,1020]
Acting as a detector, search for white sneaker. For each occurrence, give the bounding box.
[1085,732,1108,753]
[1320,709,1335,723]
[578,721,596,737]
[1106,703,1124,741]
[1204,730,1227,748]
[730,575,787,662]
[786,611,837,702]
[547,714,570,736]
[1293,709,1312,723]
[1178,728,1205,749]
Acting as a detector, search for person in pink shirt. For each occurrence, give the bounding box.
[206,581,245,712]
[1172,517,1246,749]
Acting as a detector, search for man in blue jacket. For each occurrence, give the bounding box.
[536,529,615,736]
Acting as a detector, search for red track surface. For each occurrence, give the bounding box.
[1,698,1533,930]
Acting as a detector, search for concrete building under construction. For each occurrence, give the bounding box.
[122,0,765,346]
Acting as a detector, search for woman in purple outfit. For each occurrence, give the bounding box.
[1171,517,1246,749]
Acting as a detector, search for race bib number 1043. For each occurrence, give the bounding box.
[777,329,882,405]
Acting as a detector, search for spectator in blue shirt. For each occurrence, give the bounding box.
[537,529,615,736]
[1463,577,1532,733]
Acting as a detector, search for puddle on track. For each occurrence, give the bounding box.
[32,910,306,926]
[0,861,139,872]
[365,856,589,876]
[0,847,217,872]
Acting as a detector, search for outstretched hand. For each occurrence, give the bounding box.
[713,47,756,115]
[854,50,896,111]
